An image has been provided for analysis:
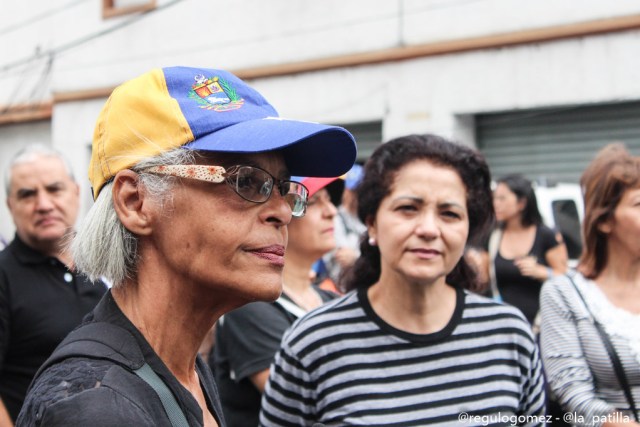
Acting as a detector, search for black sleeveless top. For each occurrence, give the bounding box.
[494,224,559,323]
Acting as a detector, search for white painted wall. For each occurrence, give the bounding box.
[1,0,640,237]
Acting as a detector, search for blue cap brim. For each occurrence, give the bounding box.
[185,117,357,177]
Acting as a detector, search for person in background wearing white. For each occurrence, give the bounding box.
[540,143,640,427]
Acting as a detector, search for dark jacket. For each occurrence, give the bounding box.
[16,292,225,427]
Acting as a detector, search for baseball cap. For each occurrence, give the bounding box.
[90,66,357,198]
[343,163,363,190]
[292,176,341,198]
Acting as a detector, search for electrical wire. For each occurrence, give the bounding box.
[0,0,92,37]
[28,55,54,102]
[0,56,52,114]
[0,0,491,76]
[0,0,185,74]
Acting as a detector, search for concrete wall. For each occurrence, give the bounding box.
[1,0,640,237]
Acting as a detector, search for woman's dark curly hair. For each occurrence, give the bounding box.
[341,134,494,292]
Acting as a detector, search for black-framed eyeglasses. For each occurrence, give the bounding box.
[143,164,309,217]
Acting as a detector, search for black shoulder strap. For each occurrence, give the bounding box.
[34,321,145,380]
[33,322,189,427]
[565,274,639,421]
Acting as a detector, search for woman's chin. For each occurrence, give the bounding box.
[242,278,283,304]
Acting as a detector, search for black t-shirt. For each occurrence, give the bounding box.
[213,287,336,427]
[0,235,107,421]
[494,225,559,323]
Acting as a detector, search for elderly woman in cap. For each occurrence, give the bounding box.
[17,67,355,427]
[213,176,341,427]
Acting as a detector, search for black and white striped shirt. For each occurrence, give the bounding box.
[260,286,545,426]
[540,272,640,426]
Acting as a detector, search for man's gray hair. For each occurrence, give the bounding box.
[5,144,76,194]
[71,147,195,288]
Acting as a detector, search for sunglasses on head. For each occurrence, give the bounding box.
[143,164,309,217]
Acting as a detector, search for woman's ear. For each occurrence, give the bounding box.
[597,218,613,235]
[112,170,153,236]
[517,197,527,213]
[365,216,376,241]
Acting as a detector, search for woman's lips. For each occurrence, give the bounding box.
[322,227,334,235]
[248,245,285,267]
[410,248,441,259]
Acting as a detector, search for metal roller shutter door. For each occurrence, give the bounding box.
[341,121,383,162]
[477,101,640,183]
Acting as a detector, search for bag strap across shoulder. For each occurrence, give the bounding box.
[133,364,189,427]
[488,228,503,302]
[274,296,307,319]
[565,273,639,421]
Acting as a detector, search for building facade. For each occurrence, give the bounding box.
[1,0,640,239]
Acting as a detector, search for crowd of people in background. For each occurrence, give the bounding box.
[0,66,639,427]
[540,143,640,426]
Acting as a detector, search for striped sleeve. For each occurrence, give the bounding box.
[260,340,316,426]
[539,275,616,426]
[520,338,546,425]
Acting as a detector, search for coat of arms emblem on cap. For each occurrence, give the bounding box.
[188,74,244,111]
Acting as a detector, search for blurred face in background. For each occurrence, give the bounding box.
[493,182,523,223]
[7,155,79,253]
[287,188,337,261]
[600,186,640,259]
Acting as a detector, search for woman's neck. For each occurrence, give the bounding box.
[282,249,318,290]
[367,275,457,334]
[282,263,313,291]
[112,275,219,385]
[503,217,529,231]
[282,259,324,311]
[596,250,640,288]
[593,251,640,315]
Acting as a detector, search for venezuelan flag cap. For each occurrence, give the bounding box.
[89,66,357,198]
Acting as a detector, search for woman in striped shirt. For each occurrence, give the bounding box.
[540,143,640,426]
[260,134,546,426]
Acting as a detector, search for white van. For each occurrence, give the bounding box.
[533,182,584,267]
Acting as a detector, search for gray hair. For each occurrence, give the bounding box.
[71,147,195,288]
[5,144,76,194]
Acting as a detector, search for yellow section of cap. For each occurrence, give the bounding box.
[89,68,195,198]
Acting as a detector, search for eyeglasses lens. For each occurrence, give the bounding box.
[230,166,308,217]
[282,184,308,217]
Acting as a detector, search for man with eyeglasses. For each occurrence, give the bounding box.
[17,67,356,427]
